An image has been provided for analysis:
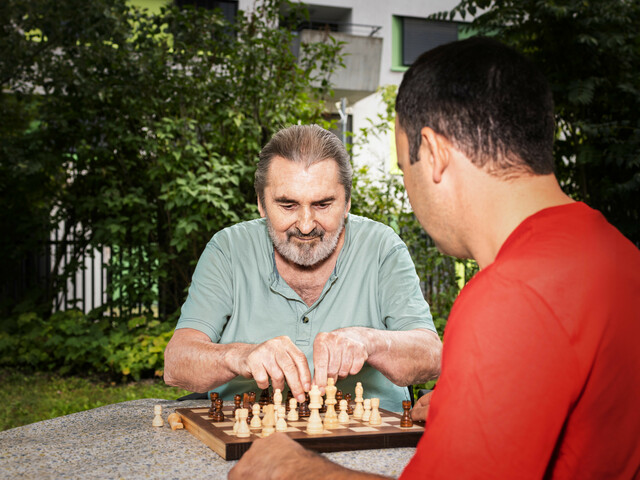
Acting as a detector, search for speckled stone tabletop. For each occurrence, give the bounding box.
[0,398,416,479]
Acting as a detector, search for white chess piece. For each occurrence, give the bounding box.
[274,388,283,409]
[323,378,339,428]
[353,382,364,420]
[338,399,349,424]
[250,404,262,430]
[287,398,299,421]
[276,405,287,432]
[261,405,275,437]
[362,398,372,423]
[233,409,240,434]
[306,385,324,434]
[369,398,382,426]
[236,408,251,438]
[152,405,164,427]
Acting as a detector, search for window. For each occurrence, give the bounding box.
[175,0,238,23]
[392,16,468,71]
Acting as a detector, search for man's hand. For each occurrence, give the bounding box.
[411,390,433,421]
[228,433,388,480]
[312,329,369,392]
[235,336,311,402]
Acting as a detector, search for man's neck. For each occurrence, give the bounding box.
[274,228,347,306]
[464,173,574,269]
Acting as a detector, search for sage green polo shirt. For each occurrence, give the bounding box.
[176,214,435,410]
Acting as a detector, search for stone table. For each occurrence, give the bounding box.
[0,398,416,479]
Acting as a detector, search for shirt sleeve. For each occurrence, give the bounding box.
[174,236,234,342]
[378,243,436,333]
[400,271,579,479]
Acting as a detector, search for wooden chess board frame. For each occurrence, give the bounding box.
[175,406,425,461]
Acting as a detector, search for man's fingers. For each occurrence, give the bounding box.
[411,391,433,421]
[274,349,308,402]
[312,340,330,393]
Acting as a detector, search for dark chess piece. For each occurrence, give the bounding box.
[298,392,311,418]
[259,388,270,406]
[211,398,225,422]
[208,392,219,418]
[400,400,413,428]
[286,390,294,411]
[345,393,354,415]
[233,394,242,415]
[243,393,253,421]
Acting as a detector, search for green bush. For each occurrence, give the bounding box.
[0,310,173,380]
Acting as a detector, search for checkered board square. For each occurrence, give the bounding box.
[175,406,425,460]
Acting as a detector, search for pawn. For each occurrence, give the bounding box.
[287,398,299,421]
[362,399,372,423]
[400,400,413,428]
[274,388,283,409]
[369,398,382,426]
[338,399,349,424]
[286,390,294,411]
[211,398,225,422]
[250,404,262,430]
[152,404,164,427]
[298,393,310,418]
[276,405,287,432]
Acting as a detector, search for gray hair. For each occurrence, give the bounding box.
[255,124,353,207]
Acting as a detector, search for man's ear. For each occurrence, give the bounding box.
[420,127,451,184]
[257,197,266,218]
[345,198,351,217]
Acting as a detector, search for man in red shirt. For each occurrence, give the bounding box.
[229,37,640,479]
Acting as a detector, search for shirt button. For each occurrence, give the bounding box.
[302,317,309,324]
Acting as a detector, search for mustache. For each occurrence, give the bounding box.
[287,227,324,241]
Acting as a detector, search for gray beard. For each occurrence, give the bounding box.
[266,215,345,267]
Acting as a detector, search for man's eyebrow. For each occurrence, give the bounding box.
[274,196,297,204]
[312,196,336,204]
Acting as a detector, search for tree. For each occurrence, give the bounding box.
[436,0,640,245]
[0,0,343,318]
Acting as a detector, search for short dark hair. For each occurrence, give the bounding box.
[396,37,555,176]
[255,124,352,206]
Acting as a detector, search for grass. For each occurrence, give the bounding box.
[0,368,190,432]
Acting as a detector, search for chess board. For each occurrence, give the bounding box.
[175,406,425,460]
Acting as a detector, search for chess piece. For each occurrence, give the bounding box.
[261,405,275,437]
[152,405,164,427]
[287,398,299,421]
[353,382,364,420]
[167,412,184,430]
[276,405,287,432]
[323,378,339,428]
[233,394,242,415]
[306,385,324,434]
[362,399,372,423]
[259,388,270,406]
[298,393,310,418]
[274,388,283,409]
[208,392,219,417]
[338,399,349,424]
[345,393,354,415]
[233,409,241,434]
[236,408,251,438]
[369,398,382,426]
[400,400,413,428]
[211,398,225,422]
[250,404,262,430]
[286,390,294,411]
[336,390,343,403]
[249,391,256,407]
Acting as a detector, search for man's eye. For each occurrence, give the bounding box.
[316,203,330,209]
[281,204,295,210]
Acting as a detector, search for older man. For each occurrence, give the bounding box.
[229,37,640,479]
[164,124,442,410]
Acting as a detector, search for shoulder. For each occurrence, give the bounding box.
[208,218,269,252]
[346,214,406,253]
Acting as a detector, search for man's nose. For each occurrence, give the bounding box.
[297,207,316,234]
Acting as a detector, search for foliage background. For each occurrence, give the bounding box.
[436,0,640,246]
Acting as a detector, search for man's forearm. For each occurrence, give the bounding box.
[362,327,442,386]
[163,329,252,393]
